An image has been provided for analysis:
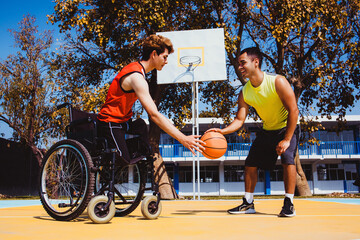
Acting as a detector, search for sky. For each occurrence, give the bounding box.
[0,1,360,139]
[0,1,60,58]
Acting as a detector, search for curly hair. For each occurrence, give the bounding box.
[142,34,174,60]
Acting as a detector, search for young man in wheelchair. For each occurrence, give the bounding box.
[97,34,205,164]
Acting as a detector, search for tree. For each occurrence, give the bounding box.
[0,15,58,166]
[243,0,360,195]
[48,0,360,197]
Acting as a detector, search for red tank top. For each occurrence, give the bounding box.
[98,62,146,123]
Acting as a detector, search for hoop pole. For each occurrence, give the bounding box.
[196,81,200,200]
[192,82,196,200]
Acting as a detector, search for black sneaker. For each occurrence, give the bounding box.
[278,197,296,217]
[227,197,255,214]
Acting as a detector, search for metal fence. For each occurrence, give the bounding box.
[159,141,360,158]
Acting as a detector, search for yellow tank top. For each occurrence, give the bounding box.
[242,72,288,130]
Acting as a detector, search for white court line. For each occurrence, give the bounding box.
[168,215,360,218]
[1,215,360,219]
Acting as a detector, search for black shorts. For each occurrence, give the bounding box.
[245,125,300,170]
[97,118,150,163]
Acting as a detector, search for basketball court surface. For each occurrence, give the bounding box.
[0,198,359,239]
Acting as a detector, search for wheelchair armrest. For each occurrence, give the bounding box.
[69,117,96,128]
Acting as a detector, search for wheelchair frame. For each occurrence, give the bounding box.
[39,103,162,223]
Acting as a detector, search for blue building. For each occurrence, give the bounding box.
[156,116,360,196]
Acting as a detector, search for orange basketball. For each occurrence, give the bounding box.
[200,132,227,159]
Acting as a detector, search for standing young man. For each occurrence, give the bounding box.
[206,47,299,217]
[98,34,204,163]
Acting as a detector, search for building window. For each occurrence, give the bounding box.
[344,163,358,180]
[178,166,219,183]
[301,164,313,181]
[318,130,354,141]
[270,165,283,181]
[165,164,174,183]
[224,165,245,182]
[317,164,345,180]
[200,166,219,183]
[225,165,265,182]
[179,166,193,183]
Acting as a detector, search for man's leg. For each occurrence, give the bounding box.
[98,121,131,164]
[283,164,296,194]
[278,163,296,217]
[227,166,257,214]
[245,166,258,192]
[127,118,151,154]
[244,166,258,203]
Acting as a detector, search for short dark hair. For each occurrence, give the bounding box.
[142,34,174,60]
[239,47,263,68]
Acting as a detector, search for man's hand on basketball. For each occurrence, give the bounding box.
[205,128,223,134]
[182,135,205,155]
[276,139,290,155]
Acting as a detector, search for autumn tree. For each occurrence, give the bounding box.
[48,0,360,197]
[0,15,60,166]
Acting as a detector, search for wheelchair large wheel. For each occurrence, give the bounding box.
[39,139,95,221]
[95,163,146,217]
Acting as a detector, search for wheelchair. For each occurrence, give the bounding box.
[39,103,162,223]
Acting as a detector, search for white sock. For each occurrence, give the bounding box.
[285,193,294,203]
[245,192,254,203]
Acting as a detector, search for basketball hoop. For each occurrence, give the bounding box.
[180,56,201,71]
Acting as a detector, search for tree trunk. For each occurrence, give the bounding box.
[294,149,312,196]
[149,120,178,199]
[30,145,44,167]
[153,153,179,199]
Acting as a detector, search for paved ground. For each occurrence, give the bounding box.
[0,199,360,240]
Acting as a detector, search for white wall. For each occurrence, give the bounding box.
[314,180,344,194]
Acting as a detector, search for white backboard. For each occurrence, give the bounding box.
[157,28,227,84]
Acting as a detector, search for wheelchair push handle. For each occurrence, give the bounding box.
[57,102,71,110]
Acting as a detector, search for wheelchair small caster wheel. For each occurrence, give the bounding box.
[141,195,162,219]
[88,195,115,224]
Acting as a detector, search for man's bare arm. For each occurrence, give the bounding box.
[275,75,299,155]
[129,73,205,154]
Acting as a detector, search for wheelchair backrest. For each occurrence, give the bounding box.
[66,106,98,153]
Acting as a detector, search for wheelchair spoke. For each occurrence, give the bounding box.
[39,140,94,220]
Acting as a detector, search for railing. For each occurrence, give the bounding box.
[159,141,360,159]
[299,141,360,157]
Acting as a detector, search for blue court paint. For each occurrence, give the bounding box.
[308,198,360,205]
[0,200,41,209]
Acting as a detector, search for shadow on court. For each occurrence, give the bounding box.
[173,209,278,217]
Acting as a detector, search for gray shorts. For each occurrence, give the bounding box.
[245,125,300,170]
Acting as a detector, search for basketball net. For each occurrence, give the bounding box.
[180,56,201,71]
